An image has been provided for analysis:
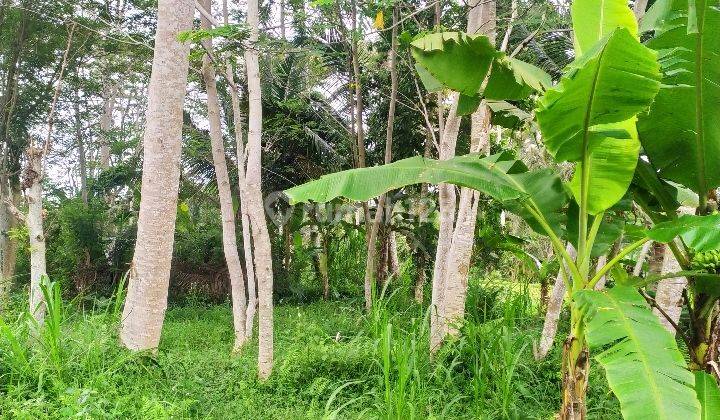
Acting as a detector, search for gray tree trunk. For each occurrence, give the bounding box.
[534,244,576,360]
[26,147,47,329]
[245,0,274,379]
[119,0,193,350]
[200,0,247,350]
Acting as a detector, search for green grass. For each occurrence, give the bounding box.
[0,280,621,419]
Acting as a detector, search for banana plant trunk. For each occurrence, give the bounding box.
[688,293,720,373]
[560,309,589,420]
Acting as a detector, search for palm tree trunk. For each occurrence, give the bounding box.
[120,0,193,350]
[200,0,247,350]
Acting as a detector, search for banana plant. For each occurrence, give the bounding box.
[632,0,720,380]
[284,0,720,417]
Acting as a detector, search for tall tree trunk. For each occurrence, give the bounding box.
[414,251,426,303]
[226,69,257,338]
[222,4,257,336]
[432,0,496,346]
[364,6,398,310]
[25,147,47,329]
[442,104,492,338]
[245,0,274,379]
[535,244,576,361]
[201,0,247,350]
[312,227,330,300]
[0,11,28,305]
[653,250,686,332]
[430,96,460,352]
[99,83,117,170]
[388,231,399,278]
[120,0,193,350]
[73,96,88,205]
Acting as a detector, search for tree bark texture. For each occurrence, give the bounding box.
[245,0,274,379]
[201,0,247,350]
[120,0,193,350]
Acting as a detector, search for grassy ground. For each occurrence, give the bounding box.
[0,281,621,419]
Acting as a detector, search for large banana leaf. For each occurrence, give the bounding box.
[536,27,660,214]
[411,31,551,111]
[284,153,568,237]
[576,286,701,419]
[695,371,720,419]
[647,214,720,252]
[571,0,639,54]
[410,33,497,96]
[638,0,720,194]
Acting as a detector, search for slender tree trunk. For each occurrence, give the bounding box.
[433,0,496,344]
[415,251,427,303]
[120,0,193,350]
[442,104,492,337]
[25,147,47,329]
[632,240,653,276]
[363,6,398,310]
[430,96,460,352]
[312,227,330,300]
[201,0,247,350]
[653,242,686,333]
[0,11,28,304]
[99,83,117,170]
[593,256,607,290]
[223,39,257,338]
[74,97,88,205]
[245,0,274,379]
[388,231,399,278]
[535,244,576,361]
[633,0,649,21]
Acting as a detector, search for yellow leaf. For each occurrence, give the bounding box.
[373,11,384,29]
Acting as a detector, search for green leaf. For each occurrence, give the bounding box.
[487,101,532,129]
[411,32,497,96]
[647,214,720,252]
[695,371,720,419]
[536,28,660,163]
[414,63,442,92]
[568,122,641,214]
[411,32,550,101]
[638,0,720,193]
[457,94,482,116]
[536,28,660,213]
[571,0,638,55]
[576,286,701,420]
[285,152,568,237]
[484,56,552,100]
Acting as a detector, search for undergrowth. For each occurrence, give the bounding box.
[0,277,620,419]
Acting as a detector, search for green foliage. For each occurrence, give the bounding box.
[646,214,720,252]
[691,250,720,272]
[638,0,720,194]
[576,286,701,419]
[285,152,568,238]
[177,24,250,43]
[1,283,622,419]
[695,371,720,420]
[536,27,660,214]
[410,32,498,95]
[410,31,551,115]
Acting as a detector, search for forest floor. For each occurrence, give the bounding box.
[0,280,621,419]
